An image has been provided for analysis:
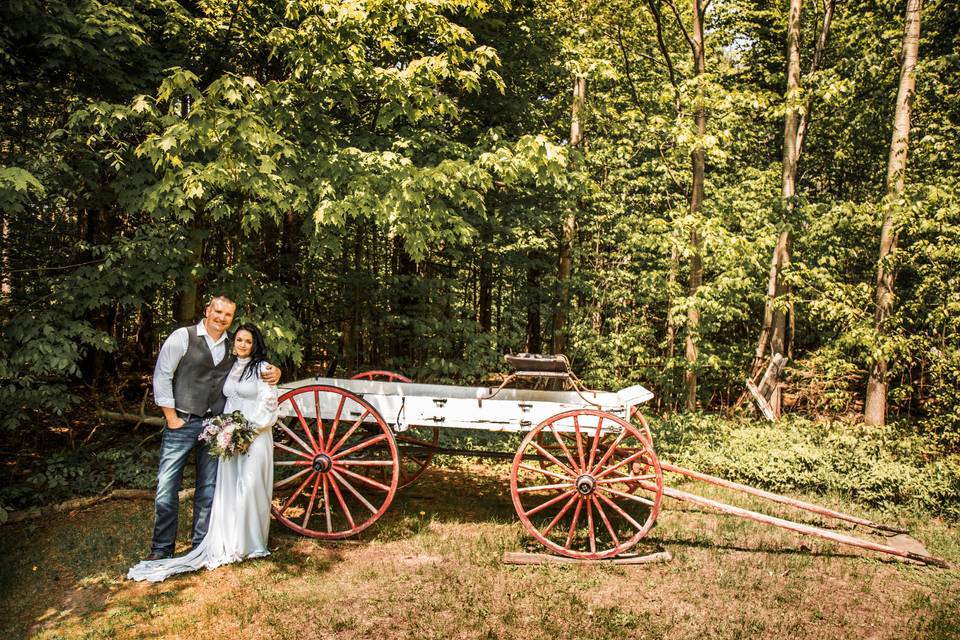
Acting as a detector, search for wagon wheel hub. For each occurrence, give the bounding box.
[575,474,596,496]
[312,453,333,473]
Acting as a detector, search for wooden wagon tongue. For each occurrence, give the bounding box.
[652,461,951,568]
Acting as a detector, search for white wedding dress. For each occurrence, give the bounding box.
[128,358,278,582]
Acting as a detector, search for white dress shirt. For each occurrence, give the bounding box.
[153,320,230,409]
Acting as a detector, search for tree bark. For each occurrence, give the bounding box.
[795,0,835,159]
[526,261,542,354]
[750,0,805,422]
[685,0,706,411]
[175,230,203,326]
[478,202,494,332]
[864,0,923,425]
[552,74,586,356]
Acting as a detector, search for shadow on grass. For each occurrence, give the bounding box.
[0,496,352,639]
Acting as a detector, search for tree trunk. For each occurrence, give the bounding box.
[526,262,542,354]
[685,0,706,411]
[795,0,835,158]
[175,230,203,326]
[79,205,117,382]
[392,235,418,362]
[750,0,804,421]
[136,301,155,370]
[864,0,923,425]
[1,212,9,296]
[552,74,586,356]
[478,204,494,332]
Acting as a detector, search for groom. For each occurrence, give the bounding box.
[145,294,281,561]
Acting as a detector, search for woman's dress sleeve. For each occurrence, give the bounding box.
[246,363,279,431]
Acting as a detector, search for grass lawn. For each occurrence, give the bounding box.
[2,462,958,640]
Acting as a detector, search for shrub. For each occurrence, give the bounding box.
[647,413,960,521]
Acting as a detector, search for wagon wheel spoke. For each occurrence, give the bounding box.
[327,471,356,529]
[335,460,395,467]
[588,429,628,476]
[326,395,347,452]
[273,385,398,539]
[547,424,581,473]
[593,449,649,481]
[331,433,388,460]
[516,482,574,494]
[564,500,583,550]
[541,493,580,536]
[595,474,658,485]
[278,471,318,517]
[592,496,620,549]
[596,492,645,531]
[517,463,571,482]
[313,388,326,451]
[322,475,333,533]
[328,410,371,456]
[586,498,597,554]
[274,440,313,460]
[331,470,379,514]
[275,418,314,456]
[595,484,656,507]
[572,415,587,469]
[332,464,393,492]
[528,440,578,478]
[586,415,604,471]
[288,395,321,453]
[524,489,577,518]
[274,466,312,488]
[302,473,322,530]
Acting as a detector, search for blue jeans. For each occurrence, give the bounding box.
[150,416,219,556]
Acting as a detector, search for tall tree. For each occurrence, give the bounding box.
[751,0,836,419]
[864,0,923,425]
[551,74,586,356]
[685,0,707,410]
[751,0,803,419]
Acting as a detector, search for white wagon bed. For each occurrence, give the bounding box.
[278,376,654,433]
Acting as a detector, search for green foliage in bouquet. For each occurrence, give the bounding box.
[200,411,257,459]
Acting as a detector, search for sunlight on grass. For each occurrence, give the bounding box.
[2,464,957,640]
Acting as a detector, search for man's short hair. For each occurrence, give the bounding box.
[207,294,236,308]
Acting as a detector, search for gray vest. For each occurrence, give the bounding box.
[172,325,234,416]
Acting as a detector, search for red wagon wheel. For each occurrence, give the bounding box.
[352,370,439,489]
[510,409,663,559]
[272,385,399,539]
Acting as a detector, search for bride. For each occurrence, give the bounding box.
[128,323,278,582]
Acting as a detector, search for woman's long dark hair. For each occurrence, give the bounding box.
[234,323,269,381]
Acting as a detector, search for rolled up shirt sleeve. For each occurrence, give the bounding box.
[153,328,189,409]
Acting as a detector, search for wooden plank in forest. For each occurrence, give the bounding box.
[502,551,672,566]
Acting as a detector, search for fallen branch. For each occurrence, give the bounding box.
[4,487,195,525]
[97,410,165,428]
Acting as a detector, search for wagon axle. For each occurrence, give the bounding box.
[575,474,596,496]
[311,453,332,473]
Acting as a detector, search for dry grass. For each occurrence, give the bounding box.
[2,463,958,640]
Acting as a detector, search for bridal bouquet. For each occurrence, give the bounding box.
[199,411,257,458]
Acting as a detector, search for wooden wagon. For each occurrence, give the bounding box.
[271,355,948,566]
